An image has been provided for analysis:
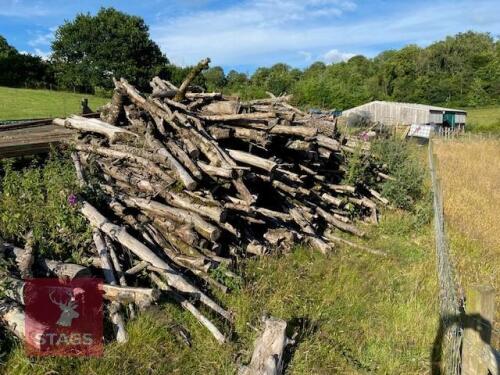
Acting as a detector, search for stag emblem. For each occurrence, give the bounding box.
[49,289,79,327]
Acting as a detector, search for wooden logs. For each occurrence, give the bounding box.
[101,284,159,308]
[121,195,221,241]
[270,125,317,138]
[227,149,277,172]
[316,207,365,237]
[53,116,138,143]
[239,317,290,375]
[174,58,211,102]
[80,201,231,321]
[145,125,197,190]
[93,229,128,343]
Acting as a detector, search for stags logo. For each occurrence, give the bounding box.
[24,278,103,357]
[49,289,79,327]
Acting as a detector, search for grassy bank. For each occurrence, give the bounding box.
[0,149,439,374]
[0,87,108,120]
[1,214,439,374]
[465,105,500,134]
[434,138,500,343]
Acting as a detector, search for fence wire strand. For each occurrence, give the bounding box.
[428,140,464,375]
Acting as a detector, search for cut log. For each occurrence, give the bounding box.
[93,229,128,343]
[101,284,159,308]
[202,100,240,115]
[198,161,236,179]
[270,125,317,138]
[227,149,277,172]
[316,207,364,237]
[100,86,126,125]
[325,231,387,256]
[321,193,343,207]
[316,134,340,151]
[2,243,91,280]
[239,317,290,375]
[53,115,138,143]
[105,237,135,317]
[125,261,149,275]
[164,140,203,179]
[71,152,86,188]
[0,298,48,348]
[174,58,211,102]
[200,112,275,121]
[369,188,389,205]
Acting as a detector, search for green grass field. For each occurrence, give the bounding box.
[1,212,438,374]
[0,87,108,120]
[465,105,500,133]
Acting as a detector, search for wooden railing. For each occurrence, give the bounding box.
[435,125,465,139]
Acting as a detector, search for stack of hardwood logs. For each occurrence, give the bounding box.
[0,59,391,350]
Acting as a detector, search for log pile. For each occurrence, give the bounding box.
[0,59,390,348]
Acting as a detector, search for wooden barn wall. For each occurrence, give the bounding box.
[343,103,467,126]
[344,102,429,125]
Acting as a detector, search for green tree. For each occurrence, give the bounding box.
[0,35,16,58]
[0,35,53,88]
[51,7,168,92]
[226,70,248,86]
[203,66,226,91]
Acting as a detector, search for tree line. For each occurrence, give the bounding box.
[0,7,498,109]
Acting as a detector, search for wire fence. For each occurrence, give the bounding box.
[428,139,465,375]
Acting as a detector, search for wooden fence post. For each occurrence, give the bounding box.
[462,285,496,375]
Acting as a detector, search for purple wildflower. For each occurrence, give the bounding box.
[67,194,78,206]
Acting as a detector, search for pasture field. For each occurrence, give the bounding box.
[434,137,500,343]
[465,105,500,134]
[0,87,108,121]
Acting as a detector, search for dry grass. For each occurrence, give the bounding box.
[434,138,500,336]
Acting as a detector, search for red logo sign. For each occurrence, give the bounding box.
[24,278,103,356]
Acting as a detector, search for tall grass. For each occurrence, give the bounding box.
[434,138,500,343]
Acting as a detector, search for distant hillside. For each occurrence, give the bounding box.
[214,32,500,110]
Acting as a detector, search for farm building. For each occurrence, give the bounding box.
[341,101,467,128]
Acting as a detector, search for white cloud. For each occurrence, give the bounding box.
[152,0,357,66]
[28,26,56,47]
[33,48,50,60]
[321,49,356,63]
[151,0,500,69]
[28,33,52,47]
[19,48,50,60]
[0,0,50,18]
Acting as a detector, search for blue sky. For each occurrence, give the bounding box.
[0,0,498,73]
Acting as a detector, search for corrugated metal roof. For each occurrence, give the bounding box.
[345,101,467,114]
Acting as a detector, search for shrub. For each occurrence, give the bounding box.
[342,147,374,186]
[371,139,425,210]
